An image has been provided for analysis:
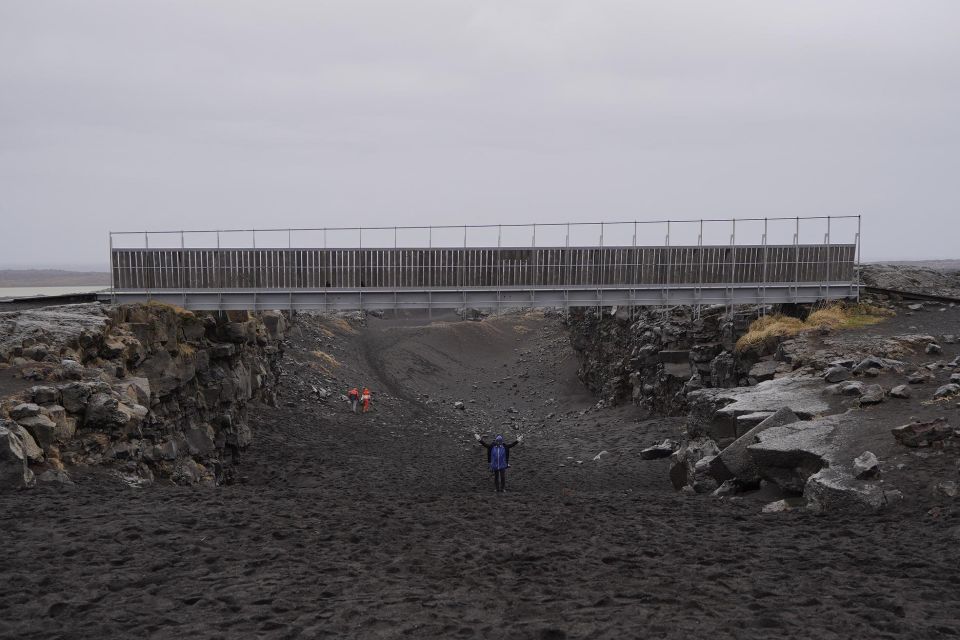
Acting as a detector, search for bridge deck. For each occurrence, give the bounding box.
[107,243,857,310]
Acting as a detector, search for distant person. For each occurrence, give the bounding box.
[361,387,371,413]
[474,433,523,493]
[348,387,359,414]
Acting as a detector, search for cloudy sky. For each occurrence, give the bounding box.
[1,1,958,268]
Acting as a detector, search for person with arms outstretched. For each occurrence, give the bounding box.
[474,433,523,493]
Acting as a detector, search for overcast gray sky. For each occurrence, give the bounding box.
[1,1,958,268]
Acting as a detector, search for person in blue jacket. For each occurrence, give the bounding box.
[474,432,523,493]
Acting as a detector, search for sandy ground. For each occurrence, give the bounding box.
[2,310,960,639]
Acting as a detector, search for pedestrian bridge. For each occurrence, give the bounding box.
[104,217,860,311]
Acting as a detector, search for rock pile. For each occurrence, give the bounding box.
[0,303,287,489]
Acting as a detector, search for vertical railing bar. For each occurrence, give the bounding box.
[762,217,768,310]
[180,230,186,308]
[856,214,862,301]
[108,232,116,305]
[665,220,671,305]
[794,216,800,302]
[825,215,831,302]
[632,221,638,308]
[697,219,703,303]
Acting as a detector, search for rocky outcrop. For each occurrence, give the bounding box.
[0,303,287,488]
[567,305,764,417]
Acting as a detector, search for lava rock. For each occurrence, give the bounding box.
[823,366,851,383]
[889,385,912,399]
[710,407,799,485]
[640,439,676,460]
[933,384,960,400]
[891,418,954,448]
[858,384,885,405]
[805,468,898,513]
[853,451,880,479]
[0,422,35,490]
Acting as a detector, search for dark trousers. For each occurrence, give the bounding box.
[493,469,506,492]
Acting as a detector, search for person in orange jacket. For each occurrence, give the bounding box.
[348,387,360,414]
[361,387,371,413]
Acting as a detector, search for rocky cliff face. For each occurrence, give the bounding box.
[0,303,287,488]
[567,305,780,417]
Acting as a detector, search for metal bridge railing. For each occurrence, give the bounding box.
[106,216,861,310]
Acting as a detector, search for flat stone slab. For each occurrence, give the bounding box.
[710,407,800,484]
[688,377,832,441]
[717,378,831,419]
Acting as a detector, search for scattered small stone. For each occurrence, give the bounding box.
[37,469,74,486]
[933,383,960,400]
[858,384,885,405]
[853,451,880,479]
[453,401,465,410]
[593,450,610,461]
[907,372,928,384]
[934,481,958,499]
[907,303,924,311]
[889,385,912,399]
[926,343,943,355]
[640,439,676,460]
[712,479,738,497]
[761,498,805,513]
[823,366,851,383]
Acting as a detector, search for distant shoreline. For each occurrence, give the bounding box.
[0,269,110,287]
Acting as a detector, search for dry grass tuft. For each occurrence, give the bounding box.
[735,303,891,353]
[145,300,195,318]
[311,350,341,373]
[735,315,807,353]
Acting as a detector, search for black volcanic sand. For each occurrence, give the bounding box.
[3,310,960,639]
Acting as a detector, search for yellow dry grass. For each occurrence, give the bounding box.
[735,303,890,353]
[327,317,357,334]
[311,350,341,373]
[144,300,195,318]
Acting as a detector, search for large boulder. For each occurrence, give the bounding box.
[805,468,899,513]
[0,422,35,490]
[9,424,44,463]
[84,394,147,432]
[16,414,59,449]
[30,385,59,405]
[891,418,955,447]
[59,381,111,413]
[746,416,836,494]
[709,407,800,485]
[748,360,780,383]
[10,403,41,420]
